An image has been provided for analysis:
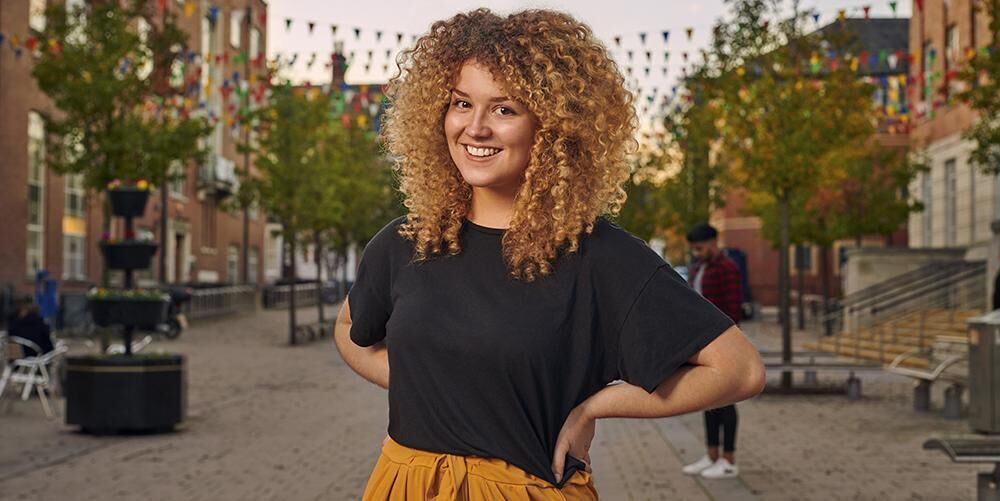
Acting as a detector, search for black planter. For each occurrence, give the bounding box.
[100,241,158,270]
[108,188,151,218]
[65,355,186,433]
[88,296,168,327]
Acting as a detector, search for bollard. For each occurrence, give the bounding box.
[914,380,932,412]
[847,372,862,401]
[943,384,964,420]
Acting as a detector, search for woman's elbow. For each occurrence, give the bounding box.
[737,357,767,400]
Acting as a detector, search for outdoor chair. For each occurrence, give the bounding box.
[0,336,68,417]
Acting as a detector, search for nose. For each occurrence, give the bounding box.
[465,109,492,139]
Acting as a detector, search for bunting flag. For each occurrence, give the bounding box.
[208,6,219,25]
[662,31,669,43]
[639,32,647,44]
[889,1,897,16]
[915,0,923,11]
[183,1,195,18]
[376,31,383,42]
[627,50,633,61]
[664,51,669,61]
[863,6,871,20]
[614,36,621,47]
[307,22,315,34]
[397,33,404,44]
[685,28,693,41]
[330,24,337,35]
[285,18,292,31]
[838,9,846,22]
[354,28,361,40]
[645,50,651,62]
[813,13,820,24]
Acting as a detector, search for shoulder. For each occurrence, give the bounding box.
[585,217,665,267]
[716,255,740,273]
[362,215,412,262]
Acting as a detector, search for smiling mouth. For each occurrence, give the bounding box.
[464,144,503,158]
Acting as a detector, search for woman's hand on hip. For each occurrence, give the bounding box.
[551,403,595,483]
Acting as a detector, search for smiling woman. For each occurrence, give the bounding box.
[335,8,765,501]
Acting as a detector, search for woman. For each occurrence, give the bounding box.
[334,9,765,499]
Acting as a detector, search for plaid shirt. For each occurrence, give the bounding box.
[690,254,742,323]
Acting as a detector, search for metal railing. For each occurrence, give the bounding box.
[183,285,258,320]
[814,262,985,365]
[262,282,322,309]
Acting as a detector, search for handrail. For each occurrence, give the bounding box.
[838,261,962,307]
[844,261,981,314]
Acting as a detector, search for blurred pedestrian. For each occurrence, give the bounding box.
[9,300,54,358]
[681,222,745,479]
[334,9,765,499]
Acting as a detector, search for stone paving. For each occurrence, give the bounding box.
[0,308,983,500]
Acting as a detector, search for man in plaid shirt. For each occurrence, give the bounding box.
[681,222,744,479]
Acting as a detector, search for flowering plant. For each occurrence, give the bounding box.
[99,229,149,243]
[106,179,150,190]
[87,287,169,300]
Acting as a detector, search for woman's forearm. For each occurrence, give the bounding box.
[333,301,390,389]
[582,362,761,420]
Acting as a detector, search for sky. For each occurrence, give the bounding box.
[266,0,913,127]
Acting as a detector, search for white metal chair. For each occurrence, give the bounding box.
[105,335,153,355]
[0,336,68,417]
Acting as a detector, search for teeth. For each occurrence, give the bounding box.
[465,145,501,157]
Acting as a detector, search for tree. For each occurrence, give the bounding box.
[709,0,886,388]
[33,0,210,207]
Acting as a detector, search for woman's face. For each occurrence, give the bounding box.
[444,61,536,196]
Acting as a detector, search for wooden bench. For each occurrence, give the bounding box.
[760,350,882,400]
[886,337,967,418]
[924,437,1000,499]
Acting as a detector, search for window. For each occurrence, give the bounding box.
[27,111,46,277]
[227,245,239,284]
[922,41,933,109]
[29,0,46,32]
[63,235,86,280]
[248,247,259,284]
[169,161,186,198]
[229,9,243,49]
[970,164,977,242]
[793,245,813,274]
[946,25,960,97]
[922,171,933,247]
[64,173,85,218]
[136,17,152,80]
[945,159,957,246]
[250,27,260,60]
[202,200,217,248]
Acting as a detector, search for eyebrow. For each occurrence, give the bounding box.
[451,88,511,103]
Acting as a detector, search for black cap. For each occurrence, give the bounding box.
[686,222,718,243]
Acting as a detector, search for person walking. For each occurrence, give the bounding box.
[681,223,746,480]
[334,9,766,499]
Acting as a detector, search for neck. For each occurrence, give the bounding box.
[468,185,518,229]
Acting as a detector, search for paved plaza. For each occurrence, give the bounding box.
[0,308,981,500]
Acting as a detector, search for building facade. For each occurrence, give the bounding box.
[907,0,996,251]
[0,0,269,296]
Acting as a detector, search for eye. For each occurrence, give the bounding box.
[451,99,471,109]
[494,106,516,116]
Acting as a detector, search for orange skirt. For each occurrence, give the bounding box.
[361,438,599,500]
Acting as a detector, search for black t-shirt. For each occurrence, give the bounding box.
[349,215,734,487]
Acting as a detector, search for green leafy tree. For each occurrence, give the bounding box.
[32,0,210,203]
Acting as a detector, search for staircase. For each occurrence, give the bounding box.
[804,261,985,369]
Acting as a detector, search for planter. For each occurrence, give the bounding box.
[108,188,150,218]
[65,354,186,433]
[100,241,158,270]
[88,295,169,327]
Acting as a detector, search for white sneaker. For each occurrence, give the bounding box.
[681,455,715,475]
[700,458,739,479]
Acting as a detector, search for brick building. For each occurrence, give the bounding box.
[713,18,911,307]
[0,0,269,297]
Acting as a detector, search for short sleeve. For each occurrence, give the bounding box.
[348,220,402,347]
[617,264,735,393]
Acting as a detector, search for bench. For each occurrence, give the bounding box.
[293,319,336,342]
[886,337,967,418]
[924,437,1000,499]
[760,350,882,400]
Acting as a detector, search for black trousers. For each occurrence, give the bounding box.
[703,405,738,452]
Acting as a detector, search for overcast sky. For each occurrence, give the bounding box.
[266,0,912,126]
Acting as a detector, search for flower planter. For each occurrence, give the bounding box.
[108,188,150,218]
[88,295,169,328]
[100,241,158,270]
[65,354,186,433]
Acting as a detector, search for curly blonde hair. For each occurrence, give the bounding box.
[382,8,637,281]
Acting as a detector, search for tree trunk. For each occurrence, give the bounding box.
[779,196,793,390]
[160,181,168,284]
[315,232,324,328]
[289,236,298,346]
[796,245,806,330]
[820,243,833,337]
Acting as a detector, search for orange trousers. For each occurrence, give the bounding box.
[361,438,599,500]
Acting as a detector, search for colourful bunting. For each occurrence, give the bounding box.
[863,6,871,20]
[331,25,338,35]
[639,32,647,44]
[662,31,669,43]
[685,28,693,41]
[308,22,315,34]
[183,1,195,18]
[285,18,292,31]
